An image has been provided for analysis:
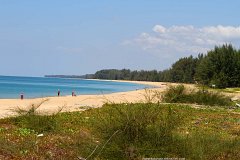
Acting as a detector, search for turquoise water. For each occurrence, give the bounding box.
[0,76,148,99]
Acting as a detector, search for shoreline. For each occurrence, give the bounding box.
[86,78,165,86]
[0,79,162,100]
[0,80,169,119]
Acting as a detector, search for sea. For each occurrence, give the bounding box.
[0,76,149,99]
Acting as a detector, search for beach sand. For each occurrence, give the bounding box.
[0,80,170,119]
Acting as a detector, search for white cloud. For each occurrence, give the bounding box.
[202,25,240,39]
[124,25,240,57]
[153,25,166,33]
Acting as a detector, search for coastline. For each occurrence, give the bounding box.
[0,80,169,119]
[85,78,168,87]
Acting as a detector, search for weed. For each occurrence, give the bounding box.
[141,89,156,103]
[11,100,60,133]
[14,99,48,116]
[17,128,34,136]
[0,127,5,133]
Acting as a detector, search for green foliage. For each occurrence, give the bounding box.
[161,85,187,103]
[13,114,58,133]
[93,44,240,88]
[168,55,200,83]
[80,103,240,159]
[0,127,5,133]
[12,101,59,133]
[162,85,232,106]
[82,103,182,159]
[195,44,240,88]
[94,69,161,81]
[16,128,34,136]
[0,103,240,159]
[192,90,232,106]
[174,130,240,160]
[92,55,201,83]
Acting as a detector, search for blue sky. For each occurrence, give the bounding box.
[0,0,240,76]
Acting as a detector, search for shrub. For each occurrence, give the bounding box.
[191,90,232,106]
[161,85,188,103]
[162,85,232,106]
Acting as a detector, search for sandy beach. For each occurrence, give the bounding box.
[0,80,170,119]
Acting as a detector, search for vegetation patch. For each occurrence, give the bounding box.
[0,102,239,159]
[11,100,60,134]
[162,85,232,106]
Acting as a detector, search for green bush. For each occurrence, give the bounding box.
[191,90,232,106]
[82,103,182,159]
[161,85,189,103]
[162,85,232,106]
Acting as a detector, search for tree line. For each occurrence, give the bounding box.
[92,44,240,88]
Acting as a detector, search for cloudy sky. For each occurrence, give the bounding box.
[0,0,240,76]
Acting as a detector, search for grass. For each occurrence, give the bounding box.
[11,99,61,133]
[0,101,239,159]
[161,85,233,106]
[224,88,240,93]
[197,85,240,94]
[82,103,182,159]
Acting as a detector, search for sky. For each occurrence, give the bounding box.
[0,0,240,76]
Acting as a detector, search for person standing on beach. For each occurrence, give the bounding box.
[57,89,60,96]
[20,93,24,100]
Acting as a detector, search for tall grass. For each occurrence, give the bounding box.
[162,85,232,106]
[173,130,240,160]
[79,103,240,159]
[0,102,240,159]
[12,100,61,133]
[81,103,182,159]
